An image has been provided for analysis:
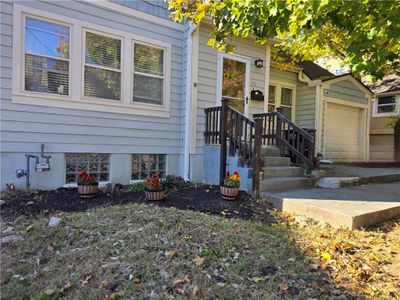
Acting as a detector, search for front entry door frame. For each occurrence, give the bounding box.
[216,52,251,117]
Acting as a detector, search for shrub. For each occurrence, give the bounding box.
[162,175,193,190]
[129,181,147,192]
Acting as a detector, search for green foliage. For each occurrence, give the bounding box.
[168,0,400,80]
[162,175,194,190]
[130,181,147,192]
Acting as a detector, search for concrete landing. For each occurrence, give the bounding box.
[264,182,400,229]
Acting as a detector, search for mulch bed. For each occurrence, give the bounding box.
[1,185,276,224]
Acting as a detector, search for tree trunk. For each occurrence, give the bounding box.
[394,119,400,162]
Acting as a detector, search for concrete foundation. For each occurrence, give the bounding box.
[1,152,182,191]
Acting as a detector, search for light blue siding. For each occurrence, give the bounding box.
[296,82,316,129]
[0,0,185,189]
[112,0,170,20]
[325,79,368,104]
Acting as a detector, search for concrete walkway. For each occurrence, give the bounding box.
[320,164,400,178]
[265,182,400,229]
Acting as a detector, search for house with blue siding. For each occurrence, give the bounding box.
[0,0,373,192]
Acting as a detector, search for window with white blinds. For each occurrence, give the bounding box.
[24,17,70,95]
[14,8,172,116]
[133,43,164,104]
[84,31,121,101]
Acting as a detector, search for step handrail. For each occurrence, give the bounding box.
[253,111,316,169]
[204,100,262,194]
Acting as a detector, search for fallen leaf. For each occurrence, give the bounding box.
[279,283,289,291]
[321,251,332,262]
[288,257,295,262]
[61,282,72,292]
[165,250,178,259]
[173,275,190,286]
[80,275,92,286]
[26,225,33,232]
[252,277,264,283]
[133,277,142,284]
[193,256,205,266]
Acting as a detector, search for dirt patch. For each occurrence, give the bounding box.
[1,185,275,224]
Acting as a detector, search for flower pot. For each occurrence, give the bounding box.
[78,183,98,199]
[145,188,165,201]
[220,185,239,201]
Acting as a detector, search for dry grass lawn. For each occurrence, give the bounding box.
[1,203,399,299]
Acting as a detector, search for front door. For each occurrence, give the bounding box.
[218,54,250,116]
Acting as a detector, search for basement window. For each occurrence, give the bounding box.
[131,154,166,180]
[65,153,110,183]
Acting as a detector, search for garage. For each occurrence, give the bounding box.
[324,102,363,161]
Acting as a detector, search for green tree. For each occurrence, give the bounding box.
[168,0,400,80]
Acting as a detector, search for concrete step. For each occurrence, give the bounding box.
[263,156,291,167]
[263,186,400,229]
[263,166,303,178]
[260,177,315,192]
[261,146,281,157]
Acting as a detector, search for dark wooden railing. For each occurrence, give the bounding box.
[253,111,315,169]
[205,100,316,194]
[205,100,262,193]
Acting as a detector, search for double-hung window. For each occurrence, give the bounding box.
[374,95,398,116]
[268,84,295,120]
[14,6,172,117]
[133,43,165,105]
[84,31,122,101]
[24,16,70,95]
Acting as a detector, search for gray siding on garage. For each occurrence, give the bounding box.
[0,0,185,189]
[325,79,368,105]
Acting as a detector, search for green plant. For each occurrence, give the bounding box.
[130,181,147,192]
[162,175,193,190]
[223,171,240,188]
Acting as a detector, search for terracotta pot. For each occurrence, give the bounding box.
[145,188,165,201]
[220,185,239,201]
[78,183,98,199]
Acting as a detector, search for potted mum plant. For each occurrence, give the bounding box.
[220,171,240,200]
[77,171,98,198]
[145,173,165,201]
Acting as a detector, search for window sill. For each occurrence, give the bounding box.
[12,93,171,118]
[63,181,111,188]
[372,112,398,118]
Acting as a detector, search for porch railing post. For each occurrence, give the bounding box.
[219,99,229,184]
[252,118,262,196]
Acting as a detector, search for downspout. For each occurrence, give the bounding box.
[183,23,197,180]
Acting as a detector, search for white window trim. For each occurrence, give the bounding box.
[132,41,166,105]
[267,81,297,121]
[372,94,400,117]
[12,4,172,118]
[216,52,251,117]
[82,29,123,102]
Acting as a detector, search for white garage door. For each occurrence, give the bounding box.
[325,102,362,161]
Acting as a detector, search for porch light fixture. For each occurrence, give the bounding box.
[255,59,264,68]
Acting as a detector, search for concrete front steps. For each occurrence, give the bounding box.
[259,146,314,192]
